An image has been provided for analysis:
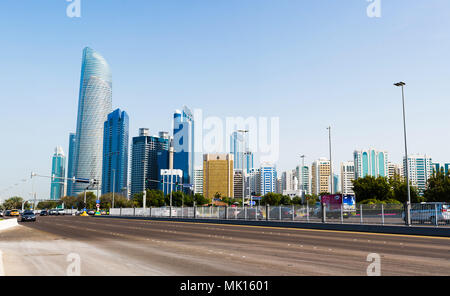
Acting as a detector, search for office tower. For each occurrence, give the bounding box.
[281,170,298,192]
[230,131,254,173]
[50,146,66,200]
[296,165,310,196]
[130,129,170,198]
[203,154,234,199]
[248,168,261,196]
[340,161,355,195]
[432,163,450,175]
[311,158,331,195]
[101,109,129,196]
[66,133,76,196]
[333,174,339,193]
[173,106,194,187]
[72,47,112,195]
[193,167,204,195]
[388,162,403,179]
[354,149,389,179]
[404,155,433,194]
[160,169,183,196]
[260,163,277,196]
[233,170,244,200]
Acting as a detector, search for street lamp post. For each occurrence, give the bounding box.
[394,81,411,226]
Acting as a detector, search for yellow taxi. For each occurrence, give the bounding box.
[10,209,20,216]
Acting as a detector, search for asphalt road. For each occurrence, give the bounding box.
[0,216,449,276]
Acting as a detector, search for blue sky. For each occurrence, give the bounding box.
[1,0,450,199]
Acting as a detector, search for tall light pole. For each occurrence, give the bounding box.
[394,81,411,225]
[327,126,333,194]
[237,129,248,207]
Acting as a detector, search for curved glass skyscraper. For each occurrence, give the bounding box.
[72,47,112,195]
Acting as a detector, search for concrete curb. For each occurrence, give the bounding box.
[95,216,450,238]
[0,218,18,231]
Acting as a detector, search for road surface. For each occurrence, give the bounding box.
[0,216,448,276]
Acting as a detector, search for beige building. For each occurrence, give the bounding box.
[340,161,355,195]
[312,158,331,195]
[203,154,234,199]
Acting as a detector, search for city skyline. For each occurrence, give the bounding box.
[2,1,450,200]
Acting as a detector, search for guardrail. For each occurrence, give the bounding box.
[109,203,450,227]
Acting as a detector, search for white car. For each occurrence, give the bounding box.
[403,203,450,224]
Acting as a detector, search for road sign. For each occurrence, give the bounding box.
[96,199,100,204]
[249,201,256,206]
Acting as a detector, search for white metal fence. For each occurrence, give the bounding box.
[108,203,450,227]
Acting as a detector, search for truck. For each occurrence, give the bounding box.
[314,194,356,218]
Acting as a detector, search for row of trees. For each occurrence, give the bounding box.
[352,170,450,204]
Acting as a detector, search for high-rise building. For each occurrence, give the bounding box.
[354,149,388,179]
[230,131,254,173]
[101,109,129,196]
[260,163,277,196]
[388,162,403,179]
[50,146,66,200]
[203,154,234,199]
[248,168,261,196]
[193,167,204,195]
[281,170,298,192]
[160,169,183,196]
[66,133,76,196]
[333,174,339,193]
[340,161,355,195]
[311,158,330,195]
[130,129,170,198]
[296,165,310,196]
[233,170,244,200]
[404,155,433,194]
[72,47,112,195]
[432,163,450,175]
[173,106,195,187]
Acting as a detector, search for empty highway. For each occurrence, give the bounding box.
[0,216,449,276]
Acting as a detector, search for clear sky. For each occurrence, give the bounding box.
[1,0,450,200]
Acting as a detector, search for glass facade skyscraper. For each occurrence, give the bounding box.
[101,109,129,196]
[230,131,254,173]
[130,129,170,198]
[260,163,277,196]
[72,47,112,196]
[50,146,66,200]
[66,133,76,196]
[354,149,388,179]
[173,106,194,187]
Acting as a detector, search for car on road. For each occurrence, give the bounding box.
[57,209,66,216]
[404,203,450,225]
[0,210,3,217]
[40,210,49,216]
[10,209,20,217]
[4,210,11,216]
[87,210,95,215]
[20,210,36,222]
[48,209,58,215]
